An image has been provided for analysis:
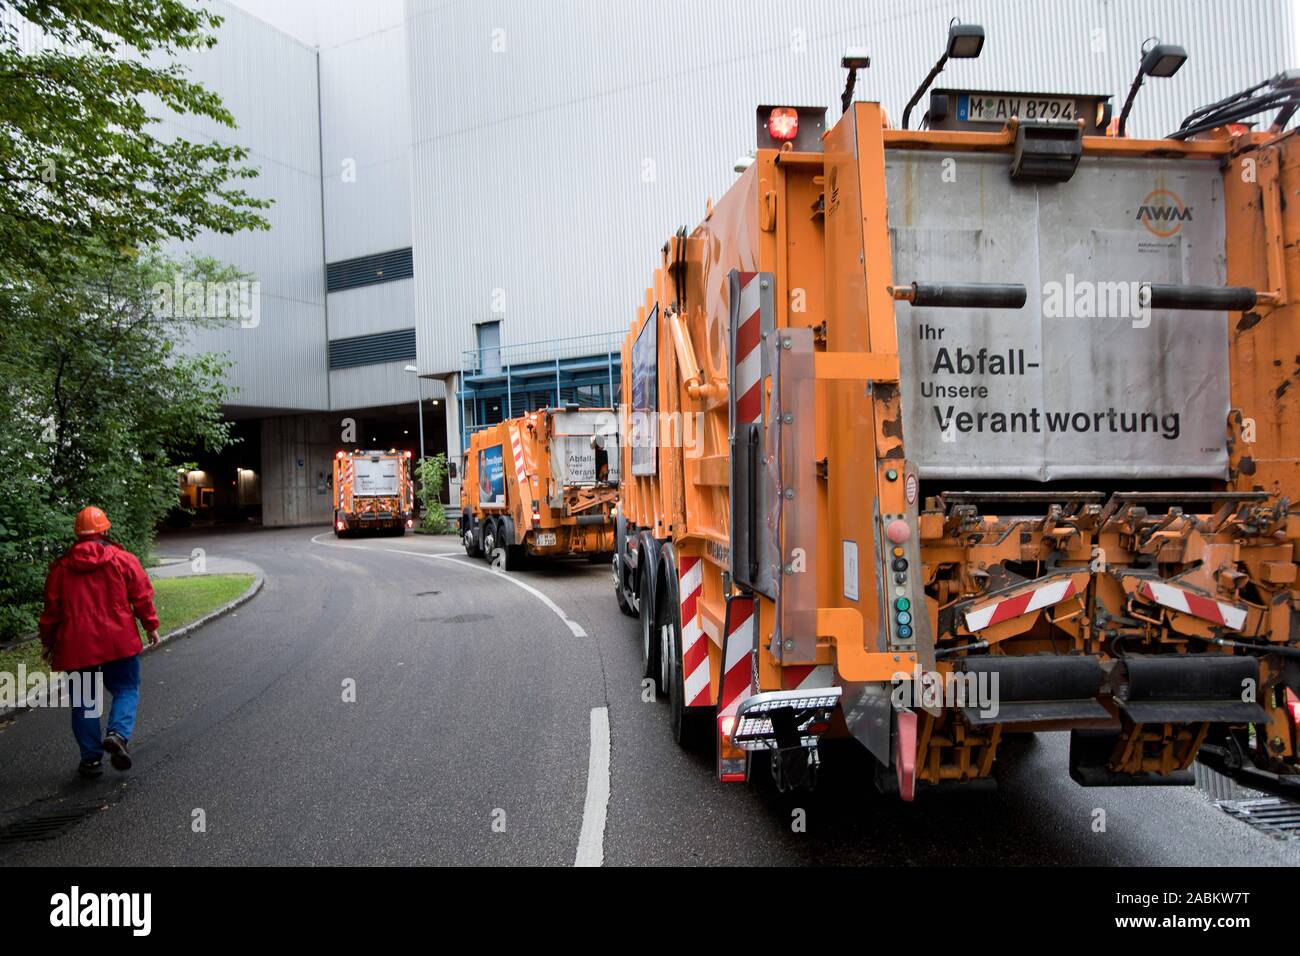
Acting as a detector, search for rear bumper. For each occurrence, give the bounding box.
[525,523,615,556]
[340,512,410,529]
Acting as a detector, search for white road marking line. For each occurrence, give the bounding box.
[309,531,367,550]
[384,548,610,867]
[389,550,577,625]
[310,531,461,553]
[575,706,610,868]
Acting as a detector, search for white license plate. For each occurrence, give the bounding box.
[536,532,557,547]
[959,94,1076,124]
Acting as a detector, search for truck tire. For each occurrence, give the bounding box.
[482,520,499,563]
[614,513,636,616]
[486,518,525,571]
[615,555,636,617]
[638,567,660,689]
[501,543,525,571]
[462,512,482,557]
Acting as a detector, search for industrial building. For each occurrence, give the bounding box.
[170,0,1295,525]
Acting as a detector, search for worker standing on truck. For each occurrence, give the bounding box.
[38,506,161,779]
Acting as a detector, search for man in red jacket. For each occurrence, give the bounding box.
[39,506,161,779]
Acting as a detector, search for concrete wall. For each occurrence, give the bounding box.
[259,415,339,526]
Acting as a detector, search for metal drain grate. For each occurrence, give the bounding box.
[1217,797,1300,839]
[0,804,104,844]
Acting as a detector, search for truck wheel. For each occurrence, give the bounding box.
[615,555,636,618]
[462,513,483,557]
[639,570,660,688]
[482,521,498,563]
[661,581,709,748]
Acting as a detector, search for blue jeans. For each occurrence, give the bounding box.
[69,655,141,762]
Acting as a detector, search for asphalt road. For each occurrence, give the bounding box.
[2,525,1297,866]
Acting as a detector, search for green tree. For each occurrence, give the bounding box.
[0,251,240,639]
[415,455,453,534]
[0,1,271,640]
[0,0,270,287]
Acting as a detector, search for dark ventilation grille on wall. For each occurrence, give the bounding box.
[325,247,414,292]
[328,328,417,370]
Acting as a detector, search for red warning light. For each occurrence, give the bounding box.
[767,107,799,142]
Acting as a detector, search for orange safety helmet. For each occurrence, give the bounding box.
[74,506,112,538]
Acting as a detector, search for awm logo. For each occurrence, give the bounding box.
[1136,188,1192,238]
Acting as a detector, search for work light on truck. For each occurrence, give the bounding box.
[902,19,986,129]
[731,687,842,752]
[1117,38,1187,136]
[839,47,871,114]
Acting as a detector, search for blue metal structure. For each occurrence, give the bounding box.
[458,330,624,449]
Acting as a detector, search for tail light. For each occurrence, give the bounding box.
[767,107,799,142]
[406,518,414,528]
[717,715,749,783]
[1287,690,1300,725]
[336,521,345,531]
[404,450,412,458]
[335,451,345,459]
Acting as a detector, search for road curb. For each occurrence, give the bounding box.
[0,569,264,721]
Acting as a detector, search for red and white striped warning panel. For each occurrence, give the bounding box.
[781,664,835,691]
[718,597,757,718]
[507,423,528,492]
[679,556,711,708]
[1139,580,1248,631]
[964,578,1077,633]
[733,272,763,426]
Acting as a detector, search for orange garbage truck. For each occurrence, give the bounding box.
[460,407,618,569]
[332,448,414,537]
[613,62,1300,799]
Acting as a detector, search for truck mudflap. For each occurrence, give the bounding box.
[1115,655,1268,724]
[957,656,1109,726]
[1069,655,1270,787]
[716,594,759,783]
[1069,730,1197,787]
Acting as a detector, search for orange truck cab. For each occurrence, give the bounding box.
[460,407,618,569]
[332,449,414,537]
[613,60,1300,800]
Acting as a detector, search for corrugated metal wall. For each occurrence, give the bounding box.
[160,1,330,411]
[178,0,420,413]
[405,0,1296,374]
[316,0,421,411]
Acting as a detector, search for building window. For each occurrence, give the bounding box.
[325,248,414,293]
[328,328,417,369]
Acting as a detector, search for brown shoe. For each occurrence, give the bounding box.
[102,732,132,771]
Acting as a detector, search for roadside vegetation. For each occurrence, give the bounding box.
[0,573,256,680]
[415,454,455,534]
[0,0,270,640]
